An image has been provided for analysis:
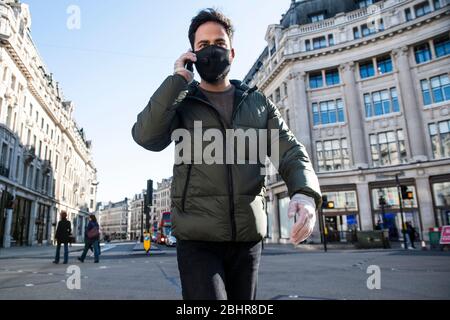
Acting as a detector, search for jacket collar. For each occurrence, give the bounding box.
[187,79,257,99]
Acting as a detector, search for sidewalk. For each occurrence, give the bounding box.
[0,243,105,259]
[291,241,432,252]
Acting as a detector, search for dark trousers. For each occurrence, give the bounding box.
[80,240,100,262]
[176,240,262,300]
[54,242,69,263]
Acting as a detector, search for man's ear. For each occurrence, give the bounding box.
[230,48,235,62]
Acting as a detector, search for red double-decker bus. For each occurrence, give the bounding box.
[157,211,171,244]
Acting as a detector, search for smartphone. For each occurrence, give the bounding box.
[186,61,194,72]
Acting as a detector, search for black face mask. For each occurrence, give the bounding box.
[194,45,231,84]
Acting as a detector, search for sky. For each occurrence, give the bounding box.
[24,0,292,203]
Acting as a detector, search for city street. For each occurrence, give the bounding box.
[0,242,449,300]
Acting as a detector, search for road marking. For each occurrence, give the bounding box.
[25,284,34,287]
[17,270,23,273]
[48,273,53,275]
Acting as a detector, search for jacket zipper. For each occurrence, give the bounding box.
[181,164,192,212]
[186,89,251,241]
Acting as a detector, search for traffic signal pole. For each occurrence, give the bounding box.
[395,174,408,250]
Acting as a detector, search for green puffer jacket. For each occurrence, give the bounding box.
[132,74,322,242]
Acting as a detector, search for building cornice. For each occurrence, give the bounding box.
[256,7,450,91]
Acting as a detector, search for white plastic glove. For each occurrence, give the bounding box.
[174,49,196,84]
[288,193,317,245]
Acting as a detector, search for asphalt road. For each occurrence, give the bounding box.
[0,242,449,300]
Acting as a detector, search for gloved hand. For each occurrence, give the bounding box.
[174,49,196,84]
[287,193,317,245]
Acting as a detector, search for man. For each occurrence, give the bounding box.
[53,211,71,264]
[132,8,322,300]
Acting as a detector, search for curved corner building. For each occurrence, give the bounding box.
[244,0,450,244]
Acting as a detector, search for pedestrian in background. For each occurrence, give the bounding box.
[406,221,417,249]
[53,211,71,264]
[78,215,100,263]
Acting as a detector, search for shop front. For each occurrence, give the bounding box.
[430,174,450,227]
[35,203,51,245]
[321,188,360,243]
[10,196,32,246]
[370,179,422,242]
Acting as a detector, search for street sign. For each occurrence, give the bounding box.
[439,226,450,245]
[143,233,151,252]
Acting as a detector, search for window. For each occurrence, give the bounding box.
[316,138,350,172]
[391,88,400,112]
[41,118,44,129]
[38,141,42,158]
[364,88,400,117]
[433,0,441,10]
[359,61,375,78]
[414,43,432,63]
[313,36,327,49]
[305,39,311,51]
[353,27,361,39]
[15,156,20,179]
[414,1,432,17]
[312,99,345,126]
[10,75,16,90]
[434,36,450,58]
[378,18,384,31]
[325,69,340,86]
[35,111,39,123]
[421,74,450,105]
[357,0,374,8]
[370,130,407,166]
[283,82,288,96]
[429,120,450,159]
[405,8,413,21]
[309,72,323,88]
[310,13,325,23]
[361,24,375,37]
[377,56,392,74]
[275,87,281,102]
[328,34,334,46]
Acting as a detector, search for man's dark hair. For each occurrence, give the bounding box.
[188,8,234,49]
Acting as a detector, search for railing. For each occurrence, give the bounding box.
[298,18,336,34]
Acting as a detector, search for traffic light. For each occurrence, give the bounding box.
[401,186,414,200]
[321,195,334,209]
[321,195,328,209]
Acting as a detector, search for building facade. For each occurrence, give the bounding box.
[129,189,158,240]
[0,0,98,247]
[98,198,129,240]
[152,177,172,224]
[244,0,450,243]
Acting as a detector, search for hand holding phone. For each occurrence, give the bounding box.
[174,50,196,83]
